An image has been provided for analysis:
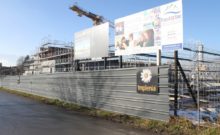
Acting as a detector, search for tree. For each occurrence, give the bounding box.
[16,55,30,75]
[24,55,30,62]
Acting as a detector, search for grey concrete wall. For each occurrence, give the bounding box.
[0,66,170,121]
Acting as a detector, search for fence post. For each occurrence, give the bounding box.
[75,60,80,71]
[157,49,161,66]
[104,57,107,70]
[119,56,123,68]
[71,44,74,72]
[174,50,178,116]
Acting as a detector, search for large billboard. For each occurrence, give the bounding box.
[115,0,183,55]
[74,22,109,60]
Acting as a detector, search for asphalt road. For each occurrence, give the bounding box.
[0,91,151,135]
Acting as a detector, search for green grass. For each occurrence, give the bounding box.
[0,87,220,135]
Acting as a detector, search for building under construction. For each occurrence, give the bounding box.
[23,40,73,75]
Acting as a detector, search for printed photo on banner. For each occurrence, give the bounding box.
[115,0,183,56]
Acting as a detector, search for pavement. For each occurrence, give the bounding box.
[0,90,151,135]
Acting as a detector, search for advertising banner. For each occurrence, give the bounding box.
[115,0,183,55]
[74,22,109,59]
[137,67,159,94]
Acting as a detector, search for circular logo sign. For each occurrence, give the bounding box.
[140,69,152,83]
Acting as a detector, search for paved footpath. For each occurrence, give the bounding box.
[0,90,152,135]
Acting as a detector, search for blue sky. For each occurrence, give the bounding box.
[0,0,219,66]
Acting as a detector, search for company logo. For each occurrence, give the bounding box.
[164,3,181,15]
[140,69,152,83]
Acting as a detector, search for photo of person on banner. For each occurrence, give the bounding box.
[136,29,154,47]
[115,29,154,51]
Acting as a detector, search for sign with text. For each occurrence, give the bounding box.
[115,0,183,55]
[74,22,109,59]
[137,67,159,94]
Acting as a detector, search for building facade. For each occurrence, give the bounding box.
[23,40,73,75]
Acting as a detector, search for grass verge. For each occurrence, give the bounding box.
[0,87,219,135]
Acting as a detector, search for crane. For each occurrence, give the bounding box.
[70,4,104,26]
[70,4,114,27]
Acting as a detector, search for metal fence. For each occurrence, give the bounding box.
[167,43,220,125]
[82,42,220,125]
[0,67,170,121]
[1,42,220,125]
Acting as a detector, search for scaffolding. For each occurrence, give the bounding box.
[23,39,74,75]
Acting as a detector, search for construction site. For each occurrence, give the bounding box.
[22,40,73,75]
[1,1,220,127]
